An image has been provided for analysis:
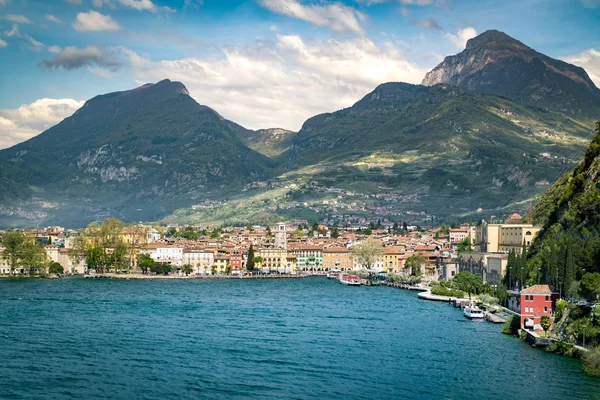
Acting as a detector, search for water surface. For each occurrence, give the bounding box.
[1,277,598,399]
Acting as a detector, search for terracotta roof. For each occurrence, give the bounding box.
[521,284,554,294]
[323,247,350,253]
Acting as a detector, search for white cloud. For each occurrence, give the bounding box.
[48,45,62,53]
[73,11,121,32]
[0,98,84,150]
[118,0,175,13]
[122,34,427,130]
[2,14,31,24]
[444,26,477,49]
[0,38,6,48]
[46,14,62,24]
[5,23,19,37]
[400,0,445,5]
[24,34,44,51]
[561,48,600,88]
[258,0,367,35]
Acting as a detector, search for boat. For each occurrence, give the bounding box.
[339,273,361,286]
[463,304,484,319]
[327,269,341,279]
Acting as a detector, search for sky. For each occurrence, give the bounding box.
[0,0,599,149]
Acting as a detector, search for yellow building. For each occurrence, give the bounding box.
[257,248,288,272]
[323,247,352,271]
[382,246,403,274]
[474,222,541,253]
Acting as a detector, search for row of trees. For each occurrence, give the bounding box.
[1,231,64,275]
[70,218,147,273]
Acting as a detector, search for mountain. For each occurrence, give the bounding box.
[2,30,600,228]
[528,121,600,288]
[0,79,272,226]
[235,128,296,157]
[422,30,600,118]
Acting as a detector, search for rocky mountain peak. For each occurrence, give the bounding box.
[422,30,599,117]
[464,29,529,52]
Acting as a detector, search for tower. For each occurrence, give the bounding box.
[274,222,287,249]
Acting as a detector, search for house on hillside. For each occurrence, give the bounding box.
[520,285,560,331]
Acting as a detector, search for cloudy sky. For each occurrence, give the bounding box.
[0,0,599,149]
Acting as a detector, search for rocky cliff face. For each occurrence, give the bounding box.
[422,30,600,118]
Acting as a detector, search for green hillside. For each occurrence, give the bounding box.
[0,80,272,226]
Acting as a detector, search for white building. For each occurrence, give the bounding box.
[183,249,214,274]
[146,245,184,267]
[274,222,287,249]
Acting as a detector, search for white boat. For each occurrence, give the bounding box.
[327,269,341,279]
[339,273,361,286]
[463,304,484,319]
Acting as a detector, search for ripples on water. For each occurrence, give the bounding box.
[1,277,599,399]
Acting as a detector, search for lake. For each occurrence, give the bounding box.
[1,277,599,399]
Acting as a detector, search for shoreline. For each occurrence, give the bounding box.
[84,273,319,280]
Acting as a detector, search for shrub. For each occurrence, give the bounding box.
[583,348,600,377]
[479,294,499,305]
[431,285,464,298]
[555,299,568,321]
[501,315,521,335]
[552,340,574,356]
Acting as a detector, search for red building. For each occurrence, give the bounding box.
[229,250,243,272]
[520,285,560,330]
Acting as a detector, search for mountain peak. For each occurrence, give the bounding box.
[464,29,529,51]
[422,30,599,116]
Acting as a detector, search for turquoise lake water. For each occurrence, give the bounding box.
[1,277,599,399]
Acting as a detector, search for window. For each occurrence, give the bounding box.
[544,307,548,313]
[545,296,549,301]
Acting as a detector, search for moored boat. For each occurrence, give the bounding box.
[463,304,484,319]
[339,273,361,286]
[327,269,341,279]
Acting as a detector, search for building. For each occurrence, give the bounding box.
[457,252,508,285]
[274,222,287,249]
[382,246,403,273]
[147,244,183,267]
[183,248,214,274]
[290,246,323,271]
[520,285,560,331]
[449,228,469,244]
[257,248,288,272]
[474,221,541,253]
[323,247,352,271]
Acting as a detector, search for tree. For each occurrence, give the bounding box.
[253,256,264,271]
[150,262,171,275]
[540,315,552,335]
[402,222,408,232]
[1,232,25,273]
[19,241,46,274]
[211,265,217,275]
[246,245,255,272]
[266,226,272,237]
[137,253,154,274]
[456,237,472,253]
[452,271,483,300]
[352,237,383,270]
[405,253,426,277]
[331,226,339,239]
[48,262,64,276]
[225,262,232,275]
[580,272,600,301]
[86,247,104,273]
[182,264,194,276]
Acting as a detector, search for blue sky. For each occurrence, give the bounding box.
[0,0,599,149]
